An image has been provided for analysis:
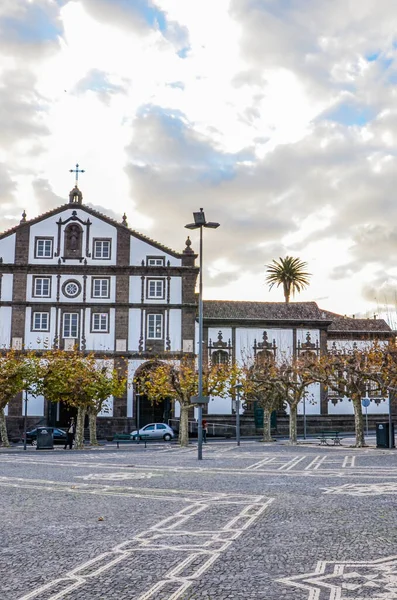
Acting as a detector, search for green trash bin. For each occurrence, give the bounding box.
[36,427,54,450]
[376,422,395,448]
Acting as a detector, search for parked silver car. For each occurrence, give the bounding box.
[130,423,175,442]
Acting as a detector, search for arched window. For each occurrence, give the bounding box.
[255,350,274,365]
[212,350,229,365]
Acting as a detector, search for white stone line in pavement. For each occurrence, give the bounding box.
[278,455,307,470]
[277,555,397,599]
[4,455,397,480]
[244,456,277,470]
[304,456,324,470]
[342,455,356,468]
[74,471,162,481]
[16,491,273,600]
[322,482,397,496]
[0,475,265,504]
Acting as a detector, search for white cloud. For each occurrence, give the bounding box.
[1,0,397,315]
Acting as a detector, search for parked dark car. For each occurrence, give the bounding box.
[25,427,67,446]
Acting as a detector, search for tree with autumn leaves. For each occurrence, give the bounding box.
[0,350,43,447]
[315,343,397,448]
[41,350,125,448]
[138,357,238,447]
[239,356,285,442]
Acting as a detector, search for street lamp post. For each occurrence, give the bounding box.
[135,387,141,445]
[23,388,28,451]
[388,387,395,449]
[233,383,243,446]
[185,209,220,461]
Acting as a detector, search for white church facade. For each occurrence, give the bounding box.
[0,186,394,437]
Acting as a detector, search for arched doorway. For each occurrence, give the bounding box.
[133,361,173,429]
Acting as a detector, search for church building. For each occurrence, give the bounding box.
[0,184,394,437]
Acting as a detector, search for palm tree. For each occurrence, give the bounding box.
[265,256,311,303]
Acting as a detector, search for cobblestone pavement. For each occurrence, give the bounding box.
[1,441,397,599]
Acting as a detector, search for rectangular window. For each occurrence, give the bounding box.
[92,278,110,298]
[147,314,163,339]
[35,238,53,258]
[92,312,109,332]
[32,312,49,331]
[93,239,111,259]
[147,256,165,266]
[33,277,51,298]
[63,313,79,338]
[147,279,164,299]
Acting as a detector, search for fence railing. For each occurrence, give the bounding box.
[168,419,236,437]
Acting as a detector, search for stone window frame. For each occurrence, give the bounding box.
[62,312,79,339]
[32,311,50,332]
[34,237,54,259]
[146,313,163,339]
[93,238,112,260]
[147,256,165,266]
[91,311,110,333]
[91,277,110,299]
[62,279,82,299]
[32,276,52,298]
[146,278,165,300]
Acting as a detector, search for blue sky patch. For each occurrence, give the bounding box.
[134,105,253,183]
[1,4,62,44]
[323,103,374,127]
[167,81,185,90]
[177,47,190,59]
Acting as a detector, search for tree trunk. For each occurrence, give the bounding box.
[0,408,10,447]
[262,409,272,442]
[88,410,98,446]
[179,404,189,447]
[289,404,298,444]
[283,282,290,303]
[352,395,365,447]
[75,406,86,449]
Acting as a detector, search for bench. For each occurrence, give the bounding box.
[318,431,342,446]
[113,434,171,449]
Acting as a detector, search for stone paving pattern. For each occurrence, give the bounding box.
[1,439,397,599]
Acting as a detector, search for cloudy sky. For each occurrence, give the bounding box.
[2,0,397,319]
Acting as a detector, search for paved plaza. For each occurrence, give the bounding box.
[1,439,397,599]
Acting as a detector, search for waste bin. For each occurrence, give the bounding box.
[376,422,395,448]
[36,427,54,450]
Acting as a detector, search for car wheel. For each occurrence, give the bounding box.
[31,439,37,447]
[163,433,172,441]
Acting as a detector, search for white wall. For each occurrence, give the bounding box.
[297,383,321,415]
[0,233,16,263]
[128,308,142,351]
[23,392,45,417]
[28,209,118,265]
[208,395,232,415]
[85,308,115,352]
[130,237,181,266]
[0,307,12,347]
[24,307,57,350]
[328,396,389,415]
[169,309,182,351]
[1,274,13,301]
[235,327,294,364]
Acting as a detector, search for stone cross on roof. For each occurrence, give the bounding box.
[69,163,85,187]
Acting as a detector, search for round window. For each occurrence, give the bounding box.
[63,280,81,298]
